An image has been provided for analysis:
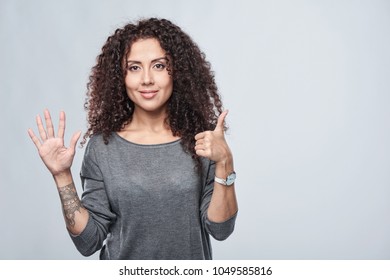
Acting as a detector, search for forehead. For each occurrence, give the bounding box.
[127,38,166,60]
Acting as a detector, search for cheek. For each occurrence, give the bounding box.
[166,80,173,92]
[124,75,138,90]
[159,74,173,90]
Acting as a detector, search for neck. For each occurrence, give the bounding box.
[118,107,180,145]
[128,107,169,133]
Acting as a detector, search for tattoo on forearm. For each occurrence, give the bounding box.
[58,183,82,228]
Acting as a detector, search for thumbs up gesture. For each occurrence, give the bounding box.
[194,110,232,163]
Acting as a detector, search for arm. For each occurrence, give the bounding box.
[195,110,238,223]
[209,155,238,222]
[199,158,237,241]
[54,171,89,235]
[28,110,88,235]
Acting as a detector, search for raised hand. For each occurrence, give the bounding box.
[194,110,232,163]
[28,110,81,176]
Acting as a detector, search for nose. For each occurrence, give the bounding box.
[142,68,154,85]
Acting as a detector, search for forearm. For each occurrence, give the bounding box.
[207,156,238,222]
[54,171,89,235]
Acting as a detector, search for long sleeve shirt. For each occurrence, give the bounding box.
[70,133,237,259]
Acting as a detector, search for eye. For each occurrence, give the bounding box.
[154,63,166,70]
[128,65,140,71]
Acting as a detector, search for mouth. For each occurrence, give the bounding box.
[139,90,158,99]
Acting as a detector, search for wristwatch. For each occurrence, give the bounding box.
[215,171,236,186]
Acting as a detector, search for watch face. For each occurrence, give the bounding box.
[226,172,236,185]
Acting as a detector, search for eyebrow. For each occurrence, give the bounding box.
[126,56,168,64]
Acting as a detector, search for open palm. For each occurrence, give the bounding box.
[28,110,81,176]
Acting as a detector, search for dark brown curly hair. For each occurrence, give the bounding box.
[83,18,225,166]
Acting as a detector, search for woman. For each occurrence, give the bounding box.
[28,18,238,260]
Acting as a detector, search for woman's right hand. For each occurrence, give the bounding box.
[28,109,81,176]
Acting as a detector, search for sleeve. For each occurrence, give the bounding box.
[69,139,117,256]
[199,159,237,241]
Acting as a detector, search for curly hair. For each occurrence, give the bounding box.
[82,18,225,167]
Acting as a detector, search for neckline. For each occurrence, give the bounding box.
[113,132,181,147]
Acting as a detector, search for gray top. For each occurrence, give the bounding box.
[70,133,237,259]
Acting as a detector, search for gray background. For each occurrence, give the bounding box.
[0,0,389,259]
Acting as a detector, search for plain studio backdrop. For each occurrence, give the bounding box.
[0,0,389,260]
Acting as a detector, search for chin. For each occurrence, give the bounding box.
[136,104,168,114]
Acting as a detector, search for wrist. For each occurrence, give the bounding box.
[53,170,73,188]
[215,154,234,178]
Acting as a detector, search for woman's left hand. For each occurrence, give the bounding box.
[194,110,232,164]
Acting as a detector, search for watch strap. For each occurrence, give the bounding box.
[214,171,236,186]
[214,176,227,185]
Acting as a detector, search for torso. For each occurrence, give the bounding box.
[88,133,208,259]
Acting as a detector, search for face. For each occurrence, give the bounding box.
[124,38,173,115]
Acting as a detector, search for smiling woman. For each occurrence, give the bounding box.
[28,18,238,260]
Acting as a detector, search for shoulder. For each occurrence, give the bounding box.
[85,133,115,149]
[84,132,132,161]
[86,133,104,146]
[83,133,102,151]
[83,133,115,159]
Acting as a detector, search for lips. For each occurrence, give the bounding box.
[139,90,158,99]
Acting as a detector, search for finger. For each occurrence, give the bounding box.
[27,128,42,149]
[195,139,204,146]
[36,114,47,140]
[195,149,207,158]
[69,131,82,153]
[214,110,228,132]
[195,132,206,141]
[57,111,66,139]
[44,109,55,138]
[194,143,205,151]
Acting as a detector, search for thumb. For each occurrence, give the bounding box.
[214,110,228,132]
[69,130,82,152]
